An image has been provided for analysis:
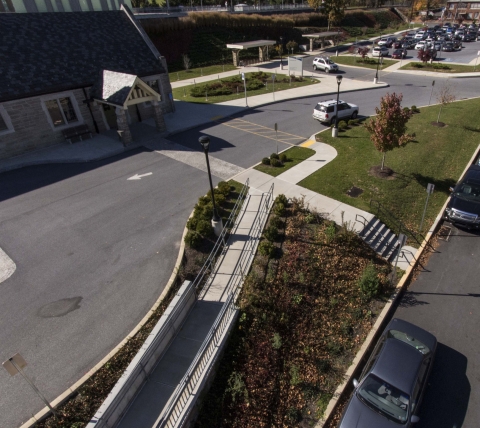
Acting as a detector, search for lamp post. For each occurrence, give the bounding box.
[279,36,283,70]
[374,55,383,84]
[332,75,342,138]
[199,136,223,236]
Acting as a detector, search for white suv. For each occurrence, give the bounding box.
[312,56,339,73]
[313,100,359,125]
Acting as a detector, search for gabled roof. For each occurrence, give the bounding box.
[91,70,160,107]
[0,7,165,103]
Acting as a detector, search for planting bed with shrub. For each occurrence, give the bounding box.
[194,196,393,428]
[255,146,315,177]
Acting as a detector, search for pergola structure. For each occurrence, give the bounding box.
[226,40,277,66]
[91,70,166,146]
[303,32,340,51]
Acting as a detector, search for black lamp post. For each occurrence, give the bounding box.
[332,75,343,138]
[374,55,383,84]
[279,36,283,70]
[199,136,223,235]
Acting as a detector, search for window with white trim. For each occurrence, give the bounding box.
[41,93,83,130]
[471,3,480,8]
[449,3,455,8]
[0,105,15,136]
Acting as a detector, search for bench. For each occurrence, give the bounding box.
[62,124,92,144]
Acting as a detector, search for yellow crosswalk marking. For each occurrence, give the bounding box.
[301,139,316,148]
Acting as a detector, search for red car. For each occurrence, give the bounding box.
[392,48,407,59]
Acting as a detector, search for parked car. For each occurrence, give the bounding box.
[392,48,408,59]
[378,36,396,47]
[442,42,454,51]
[372,46,390,57]
[433,42,443,52]
[415,41,428,50]
[462,33,474,42]
[443,165,480,229]
[339,319,437,428]
[393,39,404,49]
[414,31,426,40]
[312,56,339,73]
[312,99,359,125]
[453,38,462,49]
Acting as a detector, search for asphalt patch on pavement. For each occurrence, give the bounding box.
[38,297,82,318]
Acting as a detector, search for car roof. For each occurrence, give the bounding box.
[371,338,423,395]
[317,99,346,106]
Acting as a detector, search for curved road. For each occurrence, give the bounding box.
[0,70,479,427]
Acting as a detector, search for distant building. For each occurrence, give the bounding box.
[445,1,480,20]
[0,0,132,13]
[0,6,174,159]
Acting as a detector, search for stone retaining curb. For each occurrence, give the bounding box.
[19,224,189,428]
[315,141,480,428]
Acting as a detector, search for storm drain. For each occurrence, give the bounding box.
[438,224,452,241]
[346,186,364,198]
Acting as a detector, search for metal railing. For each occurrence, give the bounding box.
[192,179,249,293]
[370,199,435,251]
[155,292,237,428]
[155,183,275,428]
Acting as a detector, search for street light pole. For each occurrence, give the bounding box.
[374,55,383,84]
[332,75,343,138]
[280,36,283,70]
[199,136,223,236]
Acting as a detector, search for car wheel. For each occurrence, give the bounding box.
[313,65,317,70]
[351,111,358,119]
[325,68,329,73]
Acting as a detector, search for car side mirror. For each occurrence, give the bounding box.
[449,187,454,192]
[411,415,420,423]
[353,379,359,388]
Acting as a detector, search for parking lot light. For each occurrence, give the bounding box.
[374,55,383,84]
[332,75,343,138]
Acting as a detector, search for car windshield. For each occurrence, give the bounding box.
[454,182,480,201]
[357,374,409,424]
[387,330,430,355]
[326,59,334,64]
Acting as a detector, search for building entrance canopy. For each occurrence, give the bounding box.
[226,40,277,66]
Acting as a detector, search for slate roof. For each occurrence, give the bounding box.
[0,9,165,103]
[91,70,137,106]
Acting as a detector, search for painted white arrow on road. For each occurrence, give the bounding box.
[127,172,152,180]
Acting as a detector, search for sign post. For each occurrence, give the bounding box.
[429,80,435,105]
[274,122,278,154]
[3,353,58,417]
[271,73,275,101]
[419,183,435,233]
[474,51,480,72]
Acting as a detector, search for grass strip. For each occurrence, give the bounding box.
[300,98,480,239]
[399,62,479,73]
[254,146,316,177]
[169,64,238,82]
[333,55,397,69]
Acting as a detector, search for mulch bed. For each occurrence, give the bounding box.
[431,121,446,127]
[368,165,395,180]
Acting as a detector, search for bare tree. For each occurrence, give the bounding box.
[182,54,192,72]
[436,83,456,123]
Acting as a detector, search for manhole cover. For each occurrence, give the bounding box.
[438,224,452,241]
[346,186,364,198]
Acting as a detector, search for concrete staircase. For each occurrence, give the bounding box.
[358,217,400,263]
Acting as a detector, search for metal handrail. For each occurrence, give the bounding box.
[192,179,249,293]
[155,293,237,428]
[369,199,434,251]
[155,184,275,428]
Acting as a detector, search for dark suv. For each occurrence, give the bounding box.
[443,164,480,229]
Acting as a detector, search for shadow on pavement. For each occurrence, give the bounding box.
[418,342,470,428]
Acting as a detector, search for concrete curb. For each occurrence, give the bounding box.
[315,142,480,428]
[20,224,189,428]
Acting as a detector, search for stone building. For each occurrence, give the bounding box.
[0,5,174,159]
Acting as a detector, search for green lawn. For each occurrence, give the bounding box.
[299,98,480,241]
[172,73,319,104]
[333,56,397,70]
[399,62,479,73]
[168,64,238,82]
[254,146,315,177]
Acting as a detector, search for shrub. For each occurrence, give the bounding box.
[258,240,275,257]
[348,119,355,126]
[217,181,231,196]
[279,153,287,163]
[270,158,281,167]
[186,216,198,231]
[184,230,202,248]
[264,225,279,242]
[246,79,264,91]
[275,194,289,206]
[262,157,270,165]
[272,332,282,349]
[358,262,381,299]
[196,219,214,236]
[269,216,283,229]
[338,120,348,130]
[411,63,424,68]
[274,202,286,217]
[201,202,214,219]
[270,152,279,160]
[325,222,336,242]
[214,193,226,206]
